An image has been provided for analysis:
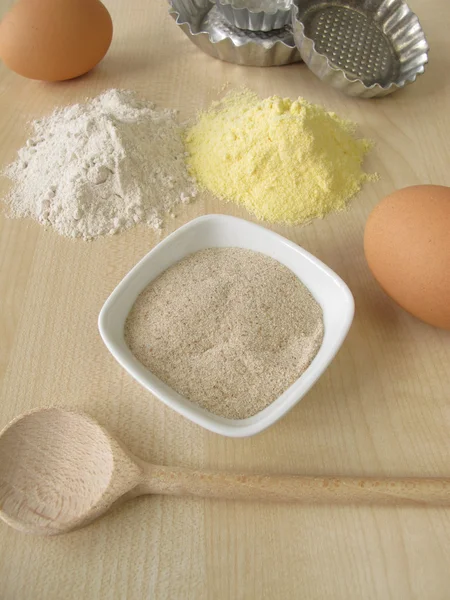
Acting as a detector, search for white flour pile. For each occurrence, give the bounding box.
[2,89,197,240]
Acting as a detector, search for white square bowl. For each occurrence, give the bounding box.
[98,215,354,437]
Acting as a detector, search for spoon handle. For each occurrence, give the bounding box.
[140,466,450,506]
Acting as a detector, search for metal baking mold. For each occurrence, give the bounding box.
[292,0,429,98]
[169,0,301,67]
[216,0,293,32]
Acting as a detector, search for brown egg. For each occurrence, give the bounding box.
[0,0,113,81]
[364,185,450,330]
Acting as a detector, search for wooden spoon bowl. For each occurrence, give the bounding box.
[1,408,449,536]
[0,408,139,534]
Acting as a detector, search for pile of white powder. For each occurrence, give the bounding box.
[2,89,197,240]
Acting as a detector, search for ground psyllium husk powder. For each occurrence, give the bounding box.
[125,248,324,419]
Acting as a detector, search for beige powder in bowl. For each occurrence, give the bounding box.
[124,248,324,420]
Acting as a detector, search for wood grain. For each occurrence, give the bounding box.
[4,409,450,540]
[0,0,449,598]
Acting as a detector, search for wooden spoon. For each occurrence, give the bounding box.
[1,408,449,536]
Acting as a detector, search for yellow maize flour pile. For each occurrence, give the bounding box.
[185,90,375,225]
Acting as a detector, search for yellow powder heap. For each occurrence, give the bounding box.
[185,90,374,225]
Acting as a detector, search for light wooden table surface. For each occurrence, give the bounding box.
[1,0,449,598]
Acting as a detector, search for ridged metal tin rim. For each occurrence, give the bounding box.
[292,0,429,97]
[219,0,292,16]
[169,0,301,67]
[216,0,293,32]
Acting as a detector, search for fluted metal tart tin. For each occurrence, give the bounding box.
[292,0,429,98]
[216,0,293,33]
[169,0,301,67]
